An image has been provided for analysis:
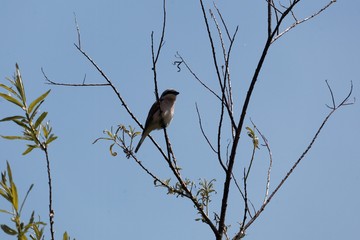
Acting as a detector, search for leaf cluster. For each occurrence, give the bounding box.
[0,161,46,240]
[93,124,140,158]
[0,64,57,155]
[155,177,217,222]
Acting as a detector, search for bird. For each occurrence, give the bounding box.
[134,89,179,153]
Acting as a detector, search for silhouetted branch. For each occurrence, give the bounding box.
[42,68,109,87]
[74,12,81,49]
[272,0,336,43]
[241,80,354,232]
[251,120,273,204]
[150,0,219,235]
[195,103,218,155]
[218,0,337,238]
[174,53,221,101]
[199,0,237,132]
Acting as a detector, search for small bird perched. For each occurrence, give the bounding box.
[134,89,179,153]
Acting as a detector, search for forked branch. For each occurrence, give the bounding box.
[238,81,354,235]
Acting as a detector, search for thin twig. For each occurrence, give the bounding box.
[251,120,273,204]
[242,81,354,232]
[44,148,55,240]
[267,0,272,38]
[74,13,81,49]
[218,1,304,238]
[213,3,231,41]
[195,102,218,155]
[199,0,237,131]
[272,0,336,43]
[150,0,219,235]
[175,53,221,101]
[66,18,171,161]
[42,68,109,87]
[325,79,336,109]
[238,170,249,240]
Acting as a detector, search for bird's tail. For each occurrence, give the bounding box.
[134,134,146,153]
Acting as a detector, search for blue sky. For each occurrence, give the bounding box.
[1,1,359,239]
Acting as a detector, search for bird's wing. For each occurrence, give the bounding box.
[144,100,160,130]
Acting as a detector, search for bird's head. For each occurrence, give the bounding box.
[160,89,179,101]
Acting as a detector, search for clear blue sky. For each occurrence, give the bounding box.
[1,1,359,239]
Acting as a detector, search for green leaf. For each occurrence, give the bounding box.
[0,186,12,203]
[109,143,117,156]
[34,112,47,129]
[28,90,50,115]
[30,223,45,240]
[0,92,23,108]
[12,119,31,131]
[15,63,26,104]
[0,115,25,122]
[6,161,13,184]
[63,231,69,240]
[0,83,20,99]
[45,135,57,145]
[0,209,13,215]
[1,224,17,235]
[42,124,49,138]
[20,184,34,214]
[29,100,44,121]
[1,135,30,140]
[22,145,38,155]
[10,182,18,212]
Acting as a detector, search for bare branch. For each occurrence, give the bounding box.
[195,103,218,155]
[42,68,109,87]
[174,53,222,101]
[326,80,355,109]
[149,1,219,235]
[199,0,237,132]
[251,120,273,204]
[242,81,354,231]
[219,1,319,238]
[210,9,227,71]
[237,170,249,240]
[267,0,272,38]
[272,0,337,43]
[325,79,336,109]
[73,12,81,49]
[213,3,231,41]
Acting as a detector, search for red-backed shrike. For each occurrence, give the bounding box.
[135,89,179,153]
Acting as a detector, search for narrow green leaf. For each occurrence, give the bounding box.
[0,209,13,215]
[109,143,117,156]
[0,115,25,122]
[28,90,50,115]
[10,182,18,212]
[15,63,26,104]
[34,112,47,129]
[1,224,17,235]
[0,83,20,98]
[23,211,35,232]
[0,188,12,203]
[5,76,15,85]
[22,145,38,155]
[6,161,13,184]
[45,135,57,145]
[29,100,44,121]
[63,231,69,240]
[20,184,34,214]
[1,135,30,140]
[12,119,30,131]
[0,93,23,108]
[42,124,49,138]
